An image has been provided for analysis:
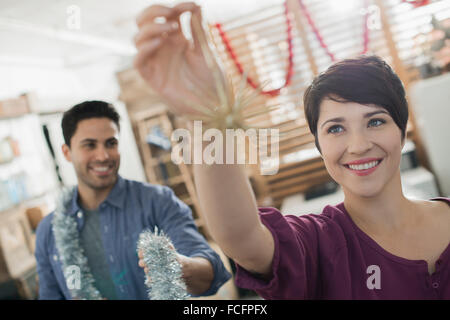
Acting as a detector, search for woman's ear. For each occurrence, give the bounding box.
[400,134,407,150]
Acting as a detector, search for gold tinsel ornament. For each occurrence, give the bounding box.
[181,12,282,132]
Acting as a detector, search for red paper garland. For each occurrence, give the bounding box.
[214,1,294,97]
[297,0,370,62]
[402,0,430,8]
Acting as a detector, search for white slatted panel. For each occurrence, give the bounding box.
[208,0,447,207]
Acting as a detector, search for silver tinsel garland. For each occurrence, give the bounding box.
[51,187,188,300]
[137,228,189,300]
[51,187,103,300]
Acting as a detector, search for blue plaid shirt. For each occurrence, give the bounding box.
[35,176,231,299]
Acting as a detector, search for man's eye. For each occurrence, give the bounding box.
[107,140,118,147]
[327,125,343,134]
[368,118,386,127]
[85,143,95,148]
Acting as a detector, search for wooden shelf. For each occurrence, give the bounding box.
[115,97,210,240]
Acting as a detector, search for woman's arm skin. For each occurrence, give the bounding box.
[193,163,274,277]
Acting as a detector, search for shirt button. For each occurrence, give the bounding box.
[53,255,58,261]
[77,211,83,218]
[432,282,439,289]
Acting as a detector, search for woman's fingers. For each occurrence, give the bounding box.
[173,2,198,14]
[136,4,174,27]
[189,4,203,53]
[133,38,163,71]
[134,22,179,48]
[136,2,197,27]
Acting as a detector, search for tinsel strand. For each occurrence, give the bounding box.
[51,187,104,300]
[137,228,189,300]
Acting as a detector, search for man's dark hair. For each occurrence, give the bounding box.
[303,55,408,153]
[61,100,120,147]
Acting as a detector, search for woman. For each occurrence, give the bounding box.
[134,3,449,299]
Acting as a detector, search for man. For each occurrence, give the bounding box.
[35,100,231,299]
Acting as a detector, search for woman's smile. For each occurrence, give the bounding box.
[343,158,384,176]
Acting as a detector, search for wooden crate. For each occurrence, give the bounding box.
[14,266,39,300]
[0,206,36,281]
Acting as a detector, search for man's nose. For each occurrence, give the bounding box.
[94,146,110,161]
[347,132,373,155]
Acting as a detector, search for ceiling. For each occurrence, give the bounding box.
[0,0,282,67]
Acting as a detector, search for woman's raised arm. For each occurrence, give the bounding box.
[134,2,274,276]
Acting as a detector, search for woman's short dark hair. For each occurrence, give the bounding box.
[303,55,408,152]
[61,100,120,147]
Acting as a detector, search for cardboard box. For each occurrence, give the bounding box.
[0,95,30,119]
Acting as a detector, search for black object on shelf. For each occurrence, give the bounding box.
[0,279,21,300]
[42,124,63,186]
[304,181,339,201]
[158,161,169,183]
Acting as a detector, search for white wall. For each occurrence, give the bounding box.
[409,73,450,197]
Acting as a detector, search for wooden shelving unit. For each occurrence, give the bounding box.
[131,106,209,239]
[114,67,214,238]
[0,93,57,299]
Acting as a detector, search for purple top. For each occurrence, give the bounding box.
[235,198,450,299]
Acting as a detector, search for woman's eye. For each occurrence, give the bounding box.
[368,118,386,127]
[327,125,343,134]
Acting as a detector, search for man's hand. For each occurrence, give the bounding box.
[134,2,222,117]
[138,249,151,281]
[138,248,214,296]
[137,244,181,283]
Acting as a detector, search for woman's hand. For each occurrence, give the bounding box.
[134,2,224,117]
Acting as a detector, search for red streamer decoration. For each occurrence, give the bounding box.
[298,0,370,62]
[402,0,430,8]
[214,1,294,97]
